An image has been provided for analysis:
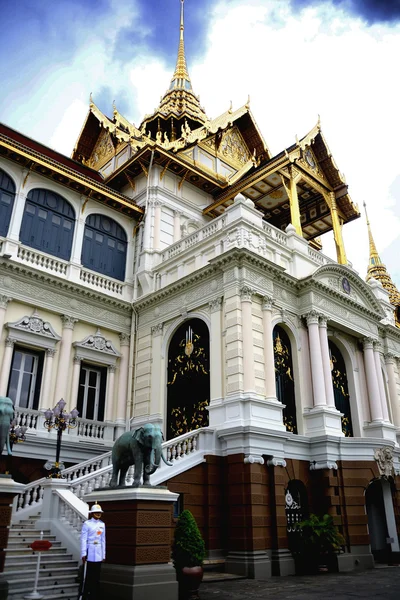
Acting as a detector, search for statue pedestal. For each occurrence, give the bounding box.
[84,487,179,600]
[0,476,25,600]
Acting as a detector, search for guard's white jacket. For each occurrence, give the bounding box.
[80,518,106,562]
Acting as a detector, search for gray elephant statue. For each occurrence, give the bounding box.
[0,397,14,459]
[110,423,173,488]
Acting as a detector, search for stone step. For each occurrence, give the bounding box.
[4,554,78,573]
[8,573,78,591]
[8,582,79,599]
[9,528,51,535]
[8,533,56,541]
[5,566,78,579]
[5,544,65,555]
[5,552,74,566]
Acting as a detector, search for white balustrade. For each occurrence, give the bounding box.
[17,246,68,275]
[13,428,213,522]
[80,268,124,295]
[14,407,39,431]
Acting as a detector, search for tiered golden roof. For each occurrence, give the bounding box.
[364,202,400,326]
[140,0,208,138]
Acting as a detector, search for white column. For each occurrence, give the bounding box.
[173,210,181,243]
[105,365,116,422]
[69,356,82,409]
[262,296,277,401]
[0,338,15,396]
[150,323,164,418]
[240,286,255,393]
[319,317,336,408]
[363,338,383,421]
[39,348,57,409]
[209,297,223,401]
[116,333,130,423]
[384,353,399,426]
[71,214,86,264]
[306,311,327,407]
[7,190,26,243]
[152,201,162,250]
[374,343,390,421]
[53,316,78,404]
[0,296,11,340]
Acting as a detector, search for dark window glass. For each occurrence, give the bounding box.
[0,168,16,237]
[81,214,127,281]
[7,347,44,410]
[19,188,75,261]
[75,363,107,422]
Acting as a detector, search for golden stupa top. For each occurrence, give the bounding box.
[364,202,400,321]
[140,0,208,129]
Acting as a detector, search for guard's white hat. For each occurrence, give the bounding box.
[89,503,104,513]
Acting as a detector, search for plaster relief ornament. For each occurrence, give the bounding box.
[374,446,394,478]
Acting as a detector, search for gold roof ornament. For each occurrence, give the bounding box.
[364,201,400,326]
[140,0,208,134]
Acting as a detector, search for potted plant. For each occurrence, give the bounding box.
[293,513,345,574]
[172,510,206,600]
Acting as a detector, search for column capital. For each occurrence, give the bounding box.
[244,455,265,465]
[0,296,12,309]
[119,332,131,347]
[148,199,162,208]
[46,348,57,358]
[240,286,254,302]
[318,315,328,328]
[209,297,223,313]
[384,352,397,365]
[363,337,376,350]
[262,296,274,311]
[73,355,83,364]
[267,457,287,468]
[151,323,164,337]
[108,364,117,374]
[60,315,78,330]
[5,337,15,348]
[374,341,383,353]
[304,310,320,326]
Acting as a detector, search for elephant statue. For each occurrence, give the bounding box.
[110,423,173,488]
[0,397,14,459]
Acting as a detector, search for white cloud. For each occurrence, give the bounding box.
[6,0,400,286]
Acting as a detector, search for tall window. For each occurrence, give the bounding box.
[274,325,297,434]
[81,214,127,281]
[7,347,44,409]
[77,364,106,421]
[0,168,16,238]
[329,340,353,437]
[20,188,75,260]
[167,319,210,440]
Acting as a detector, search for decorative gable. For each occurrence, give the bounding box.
[6,311,61,349]
[73,328,120,366]
[88,128,115,170]
[200,126,252,171]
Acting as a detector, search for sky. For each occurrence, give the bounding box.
[1,0,400,287]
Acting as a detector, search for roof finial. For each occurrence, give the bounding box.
[171,0,190,83]
[363,201,380,266]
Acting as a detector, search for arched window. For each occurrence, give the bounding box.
[0,168,16,238]
[274,325,297,434]
[167,319,210,440]
[82,214,127,281]
[329,340,353,437]
[20,188,75,260]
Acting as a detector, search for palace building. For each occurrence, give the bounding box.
[1,0,400,582]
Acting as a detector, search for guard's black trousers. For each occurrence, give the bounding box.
[82,561,102,600]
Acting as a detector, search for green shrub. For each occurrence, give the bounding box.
[172,510,206,570]
[294,514,345,557]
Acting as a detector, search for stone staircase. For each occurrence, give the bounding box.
[4,516,80,600]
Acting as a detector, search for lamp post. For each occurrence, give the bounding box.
[43,399,79,479]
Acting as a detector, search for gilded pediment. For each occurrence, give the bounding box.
[88,128,115,170]
[199,126,251,171]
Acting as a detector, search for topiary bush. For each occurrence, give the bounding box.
[172,509,206,570]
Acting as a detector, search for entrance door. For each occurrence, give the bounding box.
[366,479,390,563]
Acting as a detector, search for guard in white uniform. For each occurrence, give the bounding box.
[81,503,106,600]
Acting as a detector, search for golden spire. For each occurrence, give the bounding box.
[364,201,381,269]
[364,202,400,325]
[171,0,191,84]
[140,0,208,132]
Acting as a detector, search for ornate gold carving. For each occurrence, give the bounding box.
[88,128,115,170]
[219,127,251,169]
